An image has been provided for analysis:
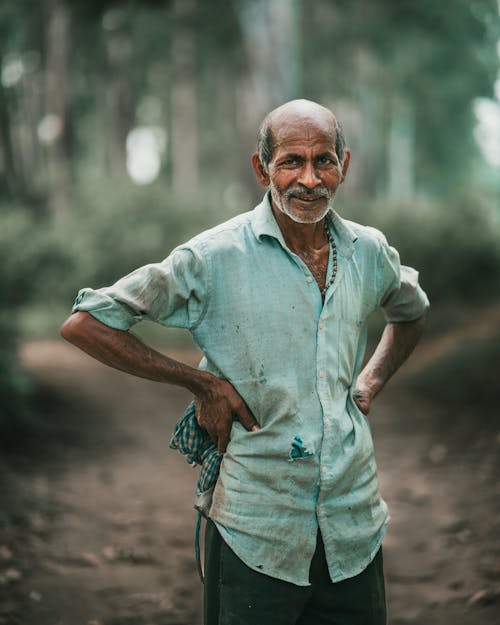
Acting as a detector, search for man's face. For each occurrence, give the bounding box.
[264,121,348,224]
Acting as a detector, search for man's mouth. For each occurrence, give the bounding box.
[291,195,324,203]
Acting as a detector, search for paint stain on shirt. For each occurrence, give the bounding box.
[289,435,313,461]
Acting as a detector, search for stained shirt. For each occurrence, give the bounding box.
[72,193,429,586]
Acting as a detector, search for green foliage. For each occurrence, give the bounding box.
[0,205,68,420]
[302,0,500,195]
[2,184,500,421]
[0,1,44,56]
[7,185,500,335]
[344,195,500,304]
[36,178,239,308]
[0,208,67,308]
[1,0,499,426]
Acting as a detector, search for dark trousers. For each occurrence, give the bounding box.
[204,519,387,625]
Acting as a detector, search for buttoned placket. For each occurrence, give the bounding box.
[257,207,358,549]
[316,238,335,492]
[316,218,355,523]
[277,222,347,488]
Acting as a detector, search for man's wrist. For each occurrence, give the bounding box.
[355,372,383,400]
[185,369,216,397]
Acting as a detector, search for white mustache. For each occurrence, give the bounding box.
[284,187,330,200]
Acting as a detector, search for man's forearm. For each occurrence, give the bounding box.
[60,311,211,395]
[60,311,258,449]
[355,314,427,411]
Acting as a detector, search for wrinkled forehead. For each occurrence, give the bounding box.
[271,112,337,152]
[272,117,335,151]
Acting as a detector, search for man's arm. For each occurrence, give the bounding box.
[60,311,259,450]
[353,313,427,415]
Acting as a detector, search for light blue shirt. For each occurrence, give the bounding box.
[73,194,429,586]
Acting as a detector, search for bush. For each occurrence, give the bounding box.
[0,205,69,421]
[343,195,500,304]
[36,179,240,308]
[3,184,500,421]
[18,185,500,336]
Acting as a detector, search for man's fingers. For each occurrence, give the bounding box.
[353,388,370,415]
[354,397,369,415]
[236,405,260,432]
[195,383,259,453]
[217,428,230,453]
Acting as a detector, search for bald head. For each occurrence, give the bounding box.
[257,99,346,172]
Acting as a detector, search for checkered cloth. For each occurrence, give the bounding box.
[169,401,222,495]
[169,401,223,582]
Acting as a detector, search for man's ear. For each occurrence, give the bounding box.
[340,150,351,183]
[252,152,270,187]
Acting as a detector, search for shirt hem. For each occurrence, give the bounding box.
[327,515,390,583]
[212,518,314,587]
[211,512,391,587]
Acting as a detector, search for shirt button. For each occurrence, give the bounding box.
[319,370,325,378]
[319,322,325,330]
[306,276,313,283]
[321,466,328,475]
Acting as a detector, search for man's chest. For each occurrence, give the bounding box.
[296,246,330,300]
[196,241,378,349]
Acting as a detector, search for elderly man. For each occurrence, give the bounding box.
[61,99,429,625]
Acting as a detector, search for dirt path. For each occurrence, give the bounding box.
[1,339,499,625]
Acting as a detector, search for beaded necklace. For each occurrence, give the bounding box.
[320,220,337,298]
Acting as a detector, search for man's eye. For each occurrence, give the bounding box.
[282,158,298,166]
[317,157,333,165]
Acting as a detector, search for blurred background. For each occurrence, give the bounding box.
[0,1,499,624]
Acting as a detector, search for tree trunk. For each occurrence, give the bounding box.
[170,0,199,195]
[43,0,72,217]
[103,17,134,179]
[388,94,415,200]
[0,86,19,198]
[233,0,302,198]
[235,0,301,119]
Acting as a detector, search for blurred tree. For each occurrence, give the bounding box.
[0,0,498,426]
[302,0,499,198]
[1,0,498,204]
[234,0,301,116]
[0,1,45,205]
[43,0,73,216]
[101,8,136,178]
[170,0,199,194]
[0,205,67,422]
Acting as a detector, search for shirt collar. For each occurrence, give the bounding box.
[251,191,358,256]
[250,192,287,246]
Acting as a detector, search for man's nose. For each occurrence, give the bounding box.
[297,162,321,189]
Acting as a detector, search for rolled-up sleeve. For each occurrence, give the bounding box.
[72,243,209,331]
[376,236,429,323]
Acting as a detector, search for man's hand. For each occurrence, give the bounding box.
[195,376,260,452]
[352,386,372,415]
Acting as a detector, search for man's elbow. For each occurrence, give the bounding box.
[60,311,93,345]
[407,302,430,328]
[416,305,429,327]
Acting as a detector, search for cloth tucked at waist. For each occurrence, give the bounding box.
[169,401,222,502]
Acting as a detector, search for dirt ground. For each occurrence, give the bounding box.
[1,332,499,625]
